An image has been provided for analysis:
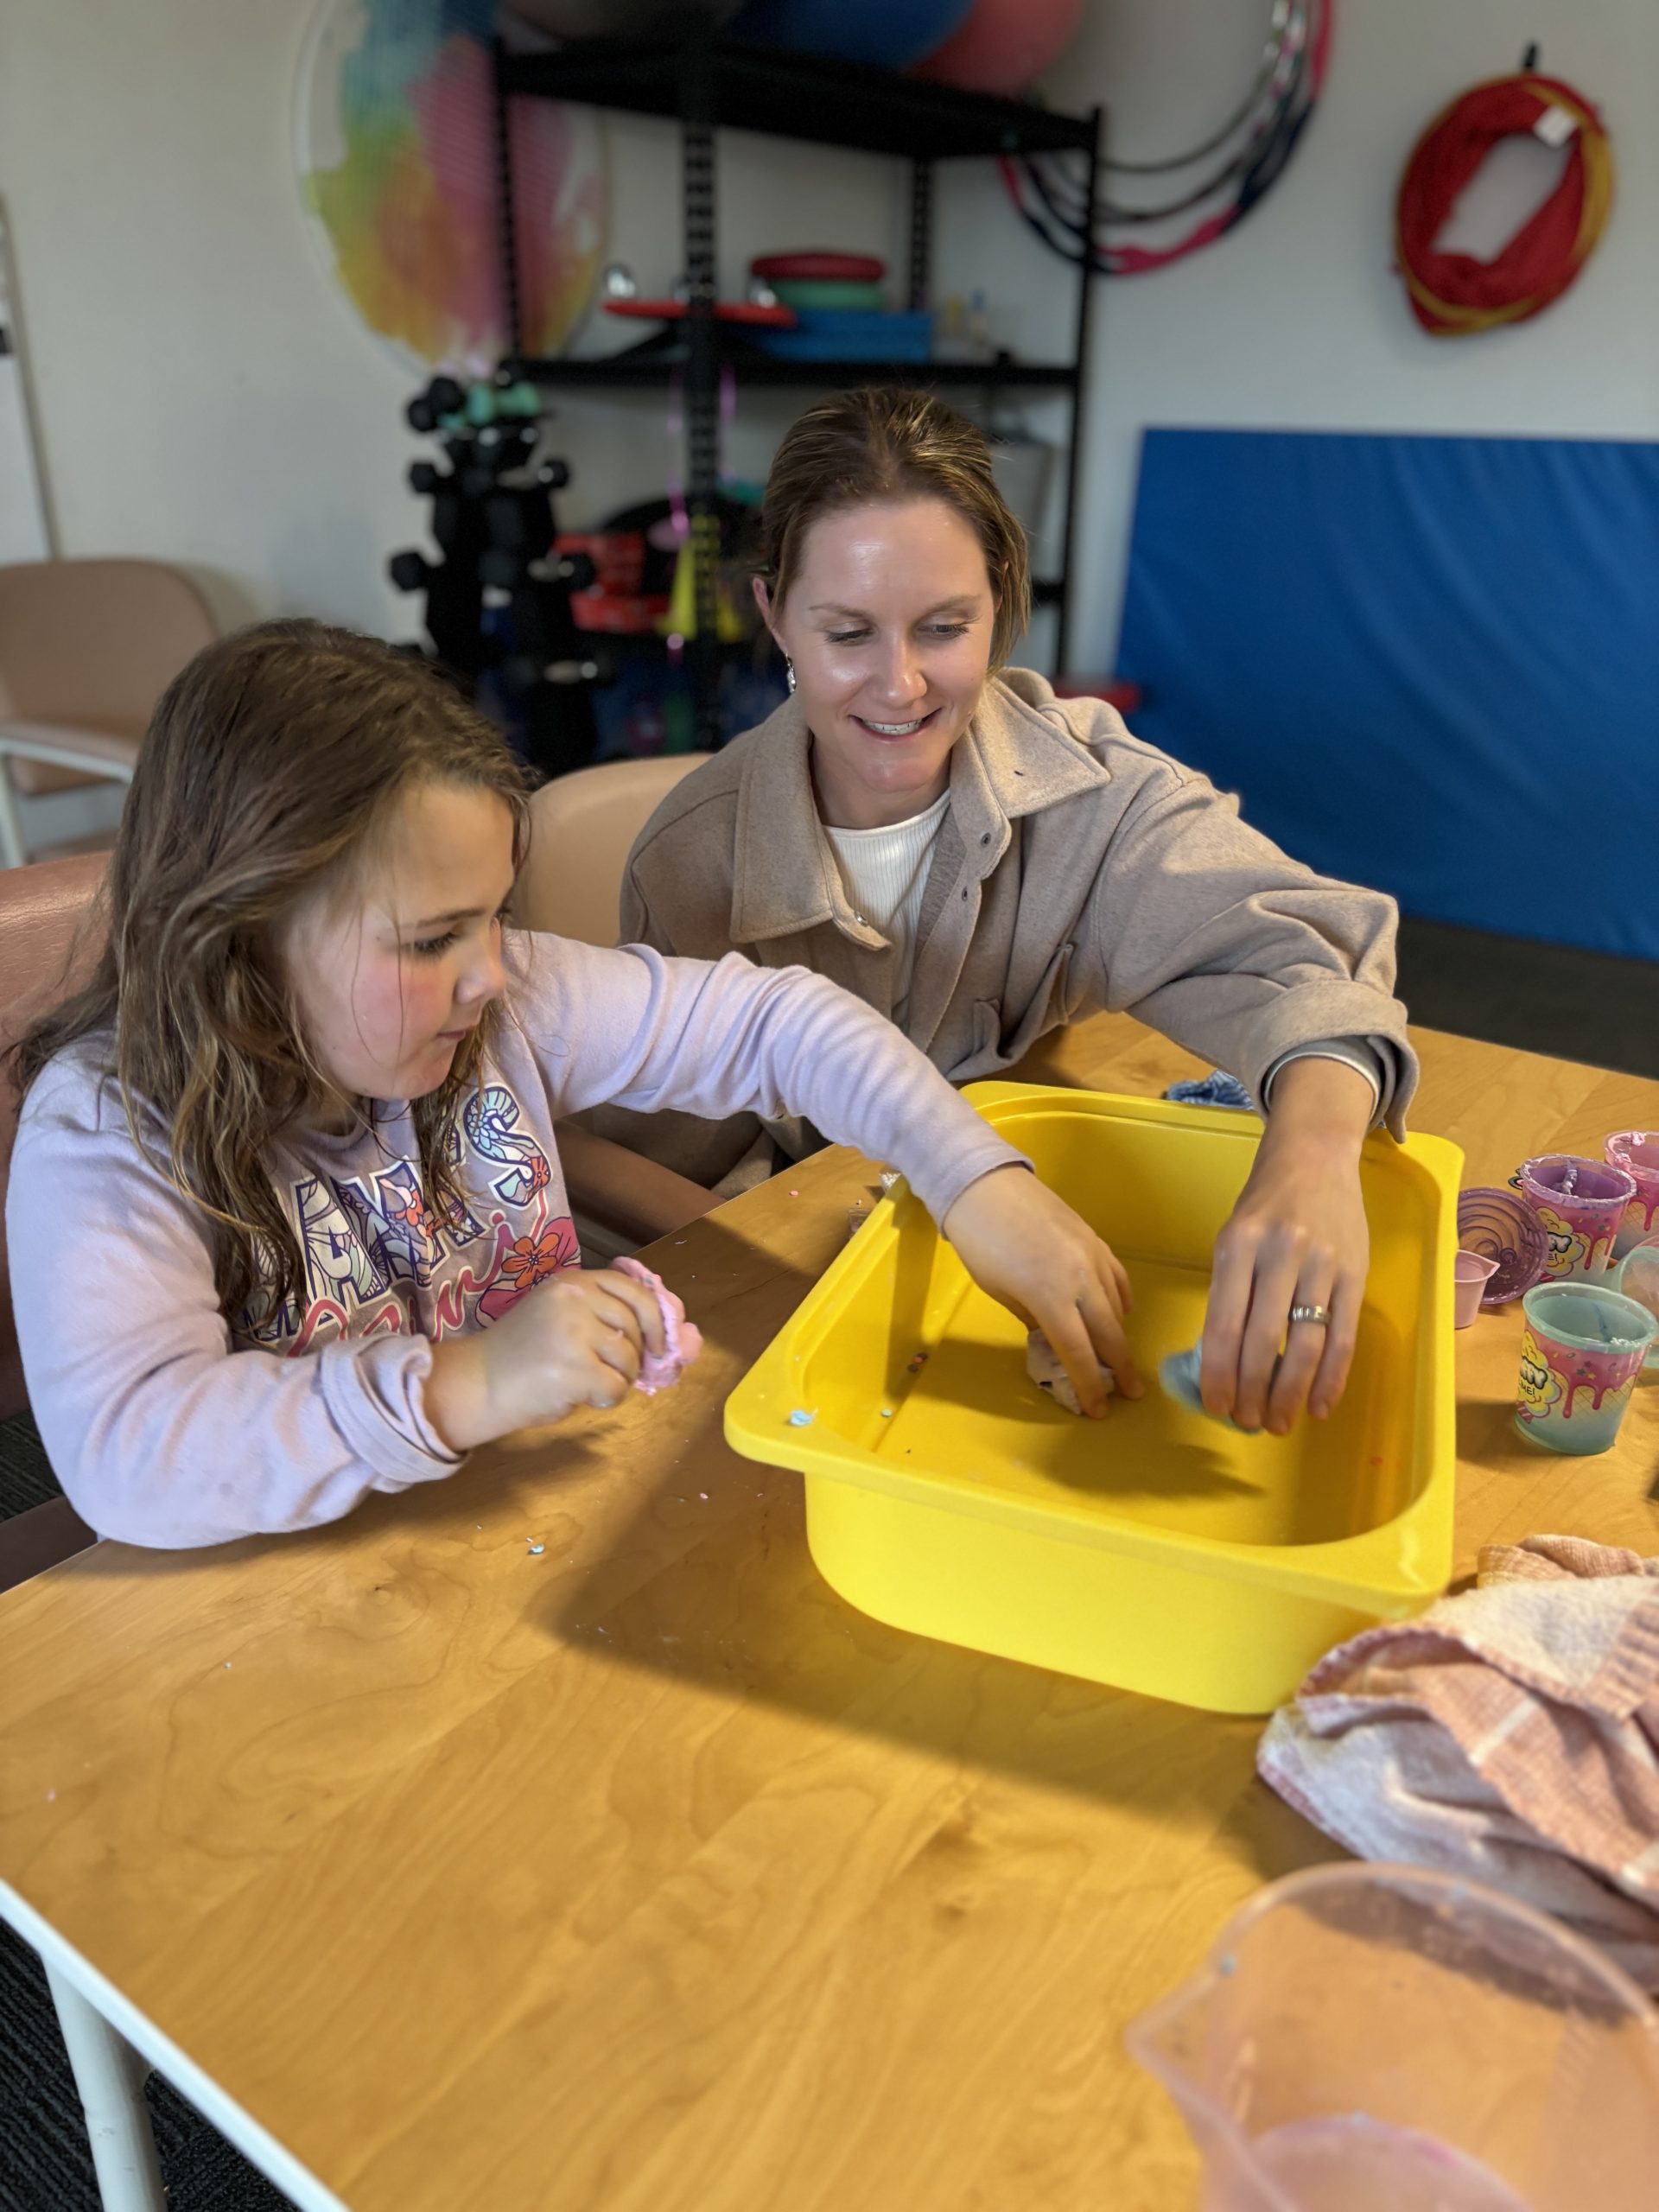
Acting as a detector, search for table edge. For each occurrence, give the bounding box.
[1,1878,347,2212]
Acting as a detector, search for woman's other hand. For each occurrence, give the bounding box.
[1200,1058,1374,1433]
[942,1166,1141,1417]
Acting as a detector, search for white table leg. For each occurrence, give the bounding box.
[42,1959,168,2212]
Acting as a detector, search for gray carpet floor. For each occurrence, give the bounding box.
[1396,917,1659,1079]
[1,916,1654,2208]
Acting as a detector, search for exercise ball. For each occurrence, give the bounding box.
[508,2,743,38]
[729,0,972,73]
[912,0,1082,96]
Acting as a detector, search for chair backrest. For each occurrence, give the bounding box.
[0,853,109,1418]
[518,753,713,945]
[0,558,218,738]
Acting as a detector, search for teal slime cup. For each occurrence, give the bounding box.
[1515,1283,1656,1454]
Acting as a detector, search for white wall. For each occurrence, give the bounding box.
[3,1,1655,669]
[1016,0,1659,671]
[0,0,902,640]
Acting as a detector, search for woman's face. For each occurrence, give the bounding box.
[758,497,996,830]
[278,781,515,1111]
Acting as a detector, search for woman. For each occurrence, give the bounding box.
[601,389,1415,1438]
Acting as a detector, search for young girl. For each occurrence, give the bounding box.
[7,621,1132,1549]
[601,388,1419,1440]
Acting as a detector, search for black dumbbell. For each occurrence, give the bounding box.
[551,550,596,592]
[409,461,443,495]
[406,376,466,433]
[388,550,434,593]
[539,457,571,491]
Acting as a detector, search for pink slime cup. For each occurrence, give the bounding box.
[1518,1154,1636,1281]
[1453,1249,1499,1327]
[1605,1132,1659,1261]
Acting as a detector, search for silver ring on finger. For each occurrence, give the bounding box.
[1288,1302,1332,1328]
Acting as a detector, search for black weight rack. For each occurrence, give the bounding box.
[491,29,1101,750]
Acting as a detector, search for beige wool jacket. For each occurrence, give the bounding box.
[595,669,1416,1187]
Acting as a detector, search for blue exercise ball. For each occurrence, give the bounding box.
[510,3,744,35]
[730,0,973,72]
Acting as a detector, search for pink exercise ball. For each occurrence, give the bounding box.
[912,0,1083,97]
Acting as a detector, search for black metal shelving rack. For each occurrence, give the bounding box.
[492,31,1101,749]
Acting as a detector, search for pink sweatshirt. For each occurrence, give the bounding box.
[9,936,1023,1548]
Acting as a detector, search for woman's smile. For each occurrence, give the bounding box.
[850,705,943,741]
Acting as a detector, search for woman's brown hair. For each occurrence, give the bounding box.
[11,620,529,1327]
[757,385,1033,669]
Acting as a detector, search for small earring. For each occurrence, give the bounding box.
[785,656,796,695]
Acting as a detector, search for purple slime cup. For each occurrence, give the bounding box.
[1456,1186,1548,1307]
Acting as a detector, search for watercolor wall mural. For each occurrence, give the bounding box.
[296,0,606,372]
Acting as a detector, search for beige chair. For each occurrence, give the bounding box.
[0,557,219,868]
[519,753,722,1249]
[0,851,106,1590]
[518,751,712,944]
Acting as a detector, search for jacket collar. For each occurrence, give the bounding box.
[728,674,1109,944]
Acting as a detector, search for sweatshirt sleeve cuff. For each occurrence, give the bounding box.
[1260,1037,1395,1128]
[319,1334,466,1487]
[906,1127,1032,1224]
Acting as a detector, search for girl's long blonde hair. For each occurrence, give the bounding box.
[11,620,530,1325]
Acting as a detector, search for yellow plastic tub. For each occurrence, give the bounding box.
[725,1084,1462,1713]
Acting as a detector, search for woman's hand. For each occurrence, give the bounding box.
[425,1267,667,1452]
[943,1166,1141,1418]
[1200,1058,1374,1433]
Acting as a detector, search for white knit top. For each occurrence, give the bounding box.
[822,791,951,1023]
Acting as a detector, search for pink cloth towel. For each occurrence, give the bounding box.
[1257,1534,1659,1989]
[613,1257,703,1395]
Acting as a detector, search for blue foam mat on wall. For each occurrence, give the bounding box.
[1115,428,1659,961]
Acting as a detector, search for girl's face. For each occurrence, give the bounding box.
[758,497,996,830]
[279,780,515,1109]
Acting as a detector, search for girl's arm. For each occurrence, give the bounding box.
[511,938,1137,1413]
[516,936,1022,1230]
[9,1065,467,1548]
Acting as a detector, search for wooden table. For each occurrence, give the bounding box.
[3,1019,1656,2212]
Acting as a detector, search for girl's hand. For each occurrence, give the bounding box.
[1200,1058,1374,1433]
[942,1166,1141,1418]
[426,1267,667,1452]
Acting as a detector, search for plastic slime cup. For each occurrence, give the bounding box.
[1605,1131,1659,1260]
[1127,1863,1659,2212]
[1518,1154,1635,1280]
[1514,1282,1656,1454]
[1453,1249,1499,1327]
[1613,1237,1659,1371]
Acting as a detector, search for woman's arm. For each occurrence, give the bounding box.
[1199,1054,1374,1432]
[1080,766,1417,1134]
[1075,760,1413,1427]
